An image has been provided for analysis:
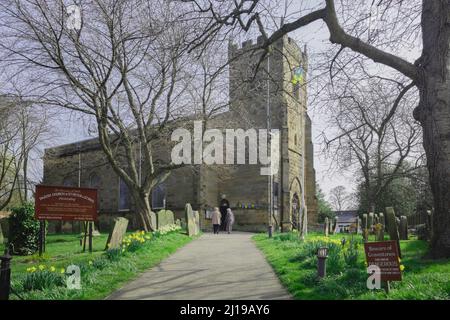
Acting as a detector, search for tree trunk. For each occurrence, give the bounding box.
[414,0,450,258]
[131,191,156,232]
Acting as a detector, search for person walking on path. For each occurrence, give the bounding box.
[225,208,235,234]
[211,207,221,234]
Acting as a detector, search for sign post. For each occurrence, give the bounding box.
[35,185,98,254]
[364,240,402,293]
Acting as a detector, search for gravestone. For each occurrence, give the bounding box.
[399,216,408,240]
[368,212,374,232]
[385,207,400,242]
[324,217,329,237]
[105,217,129,250]
[378,213,385,241]
[193,211,200,234]
[185,203,197,236]
[167,210,175,225]
[357,218,362,234]
[362,214,368,241]
[157,210,175,229]
[374,213,379,225]
[175,219,181,227]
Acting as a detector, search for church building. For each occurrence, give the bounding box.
[43,35,318,233]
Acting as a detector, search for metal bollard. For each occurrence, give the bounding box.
[0,247,12,300]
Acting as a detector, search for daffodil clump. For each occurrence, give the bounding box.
[156,224,182,236]
[121,230,152,252]
[23,264,65,291]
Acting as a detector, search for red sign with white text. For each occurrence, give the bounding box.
[35,185,98,221]
[364,240,402,281]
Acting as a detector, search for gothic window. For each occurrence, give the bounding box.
[119,178,130,211]
[152,184,166,209]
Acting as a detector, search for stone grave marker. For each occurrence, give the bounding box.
[167,210,175,225]
[368,212,374,232]
[105,217,129,250]
[324,217,329,237]
[386,207,400,241]
[378,213,385,241]
[399,216,408,240]
[175,219,181,227]
[362,214,368,241]
[193,211,200,234]
[185,203,197,236]
[357,217,362,234]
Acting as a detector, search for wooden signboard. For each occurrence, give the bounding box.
[35,185,98,221]
[364,240,402,282]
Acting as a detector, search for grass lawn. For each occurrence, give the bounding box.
[1,230,194,300]
[253,232,450,300]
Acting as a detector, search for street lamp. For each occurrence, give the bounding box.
[317,247,328,278]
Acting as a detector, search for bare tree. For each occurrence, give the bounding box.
[329,185,350,211]
[184,0,450,258]
[0,0,227,231]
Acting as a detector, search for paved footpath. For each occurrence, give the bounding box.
[107,232,291,300]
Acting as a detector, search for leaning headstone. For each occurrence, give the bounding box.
[185,203,197,236]
[399,216,408,240]
[105,217,129,250]
[386,207,400,243]
[324,217,329,237]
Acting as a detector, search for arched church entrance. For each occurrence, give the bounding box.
[292,193,300,231]
[219,194,230,231]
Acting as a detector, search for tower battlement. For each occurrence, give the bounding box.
[228,35,308,62]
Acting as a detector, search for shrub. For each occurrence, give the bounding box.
[22,266,65,291]
[8,203,40,255]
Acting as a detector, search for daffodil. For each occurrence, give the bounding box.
[60,268,65,274]
[400,264,405,271]
[38,265,45,271]
[50,266,56,272]
[88,260,93,265]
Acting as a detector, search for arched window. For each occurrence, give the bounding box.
[152,184,166,209]
[119,178,130,211]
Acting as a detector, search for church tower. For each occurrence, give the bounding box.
[228,35,313,232]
